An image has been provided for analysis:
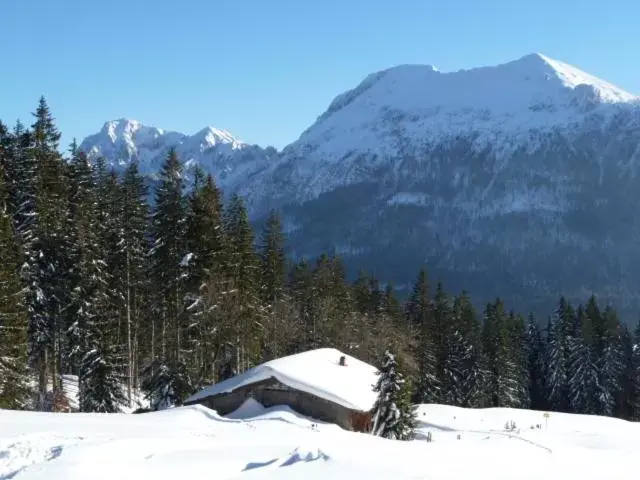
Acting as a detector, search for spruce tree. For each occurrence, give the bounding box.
[566,308,599,414]
[483,300,523,407]
[28,97,70,407]
[65,152,125,412]
[259,209,288,360]
[458,294,489,408]
[183,169,228,385]
[371,350,416,440]
[141,361,193,411]
[597,306,625,416]
[224,194,262,372]
[406,269,440,403]
[381,283,403,322]
[440,295,468,406]
[524,315,546,410]
[150,148,188,367]
[0,165,30,408]
[545,309,569,412]
[117,161,151,402]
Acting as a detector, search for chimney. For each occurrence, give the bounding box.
[339,355,346,366]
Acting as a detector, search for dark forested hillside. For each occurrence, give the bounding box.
[1,99,639,421]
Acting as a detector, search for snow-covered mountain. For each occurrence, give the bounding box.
[79,119,277,191]
[80,53,640,315]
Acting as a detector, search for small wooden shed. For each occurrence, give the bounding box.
[184,348,378,432]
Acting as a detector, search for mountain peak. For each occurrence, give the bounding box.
[192,126,244,150]
[100,118,146,142]
[505,53,637,103]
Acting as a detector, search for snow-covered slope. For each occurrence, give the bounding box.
[80,53,640,316]
[186,348,378,411]
[1,404,638,479]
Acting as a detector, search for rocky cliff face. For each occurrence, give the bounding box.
[80,54,640,316]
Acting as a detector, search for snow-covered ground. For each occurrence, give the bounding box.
[1,401,638,479]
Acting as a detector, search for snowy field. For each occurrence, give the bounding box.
[1,402,638,479]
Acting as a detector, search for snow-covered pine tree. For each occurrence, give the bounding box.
[65,149,96,373]
[79,344,126,413]
[8,118,45,408]
[150,148,188,367]
[452,293,489,408]
[371,350,416,440]
[224,194,263,372]
[524,315,546,410]
[29,97,71,407]
[440,295,472,406]
[141,361,193,410]
[545,311,569,412]
[566,309,599,414]
[144,149,194,402]
[406,269,440,403]
[183,169,228,386]
[597,307,625,416]
[117,161,151,403]
[440,327,466,406]
[66,152,125,412]
[259,209,289,361]
[0,164,30,409]
[483,300,524,407]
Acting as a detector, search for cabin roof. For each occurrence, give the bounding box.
[185,348,379,412]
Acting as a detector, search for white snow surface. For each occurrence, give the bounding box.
[186,348,378,412]
[1,403,638,479]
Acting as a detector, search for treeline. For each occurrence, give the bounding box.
[0,98,639,421]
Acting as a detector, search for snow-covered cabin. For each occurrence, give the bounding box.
[184,348,378,431]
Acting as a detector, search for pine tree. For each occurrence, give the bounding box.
[381,283,403,322]
[440,295,469,406]
[524,315,546,410]
[259,209,289,360]
[483,300,523,407]
[352,270,372,315]
[566,308,599,414]
[117,161,151,402]
[224,194,263,372]
[545,309,569,412]
[406,269,440,403]
[65,152,124,412]
[141,361,193,411]
[371,350,416,440]
[0,165,30,408]
[79,345,126,413]
[28,97,70,408]
[150,148,188,366]
[184,169,225,315]
[65,149,97,373]
[181,169,228,386]
[459,295,490,408]
[597,306,625,416]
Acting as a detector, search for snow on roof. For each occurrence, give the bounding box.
[185,348,379,412]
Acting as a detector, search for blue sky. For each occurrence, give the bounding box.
[2,0,639,150]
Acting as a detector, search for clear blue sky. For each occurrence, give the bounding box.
[2,0,639,150]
